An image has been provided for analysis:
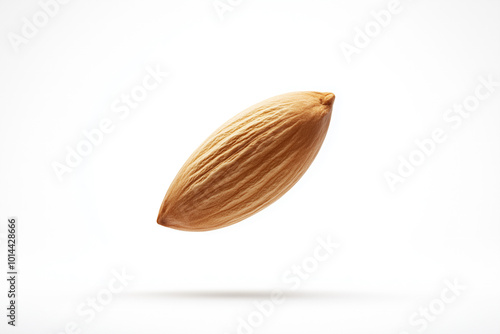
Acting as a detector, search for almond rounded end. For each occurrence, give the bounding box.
[157,214,210,232]
[157,212,174,227]
[158,212,193,231]
[157,215,167,227]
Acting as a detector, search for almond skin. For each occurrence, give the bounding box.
[157,91,334,231]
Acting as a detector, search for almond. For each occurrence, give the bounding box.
[157,91,334,231]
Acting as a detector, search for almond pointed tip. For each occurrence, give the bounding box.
[321,93,335,106]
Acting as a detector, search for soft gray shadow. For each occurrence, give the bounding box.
[125,290,410,301]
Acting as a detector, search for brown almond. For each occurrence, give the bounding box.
[157,91,334,231]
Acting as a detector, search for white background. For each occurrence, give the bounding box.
[1,0,499,333]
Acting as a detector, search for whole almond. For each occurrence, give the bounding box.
[157,91,334,231]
